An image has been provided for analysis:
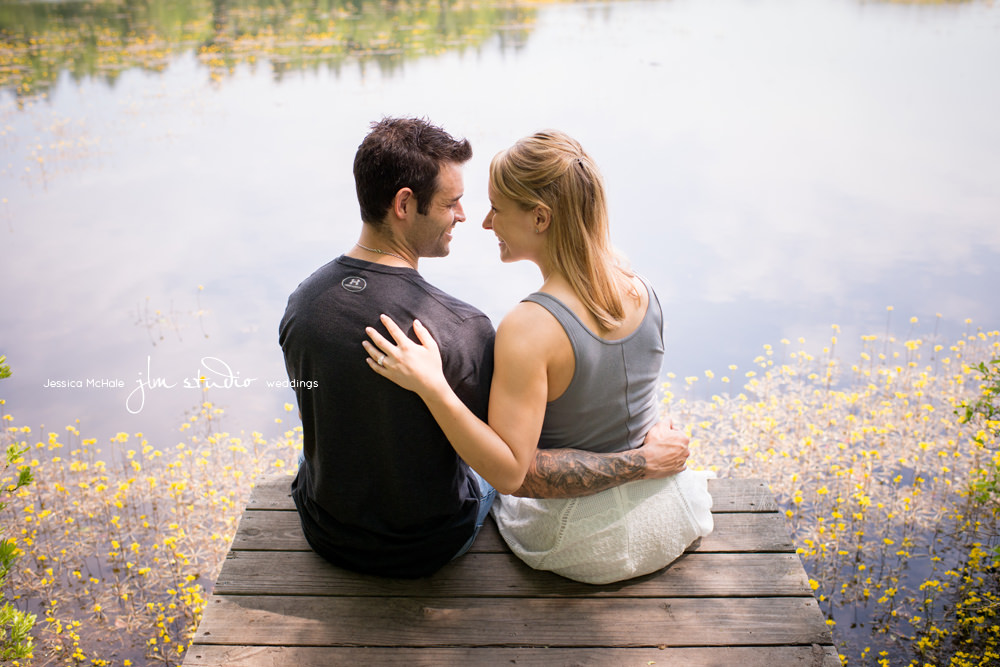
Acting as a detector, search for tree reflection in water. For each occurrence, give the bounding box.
[0,0,541,102]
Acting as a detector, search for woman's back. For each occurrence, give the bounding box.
[525,276,664,454]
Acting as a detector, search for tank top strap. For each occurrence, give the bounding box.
[520,291,589,341]
[522,274,661,345]
[638,274,664,347]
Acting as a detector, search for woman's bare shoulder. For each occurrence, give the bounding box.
[498,300,562,336]
[495,300,566,357]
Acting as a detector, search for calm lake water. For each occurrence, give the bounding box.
[1,0,999,450]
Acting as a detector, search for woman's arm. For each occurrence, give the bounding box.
[365,310,549,493]
[515,448,646,498]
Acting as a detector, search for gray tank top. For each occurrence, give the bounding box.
[524,277,664,454]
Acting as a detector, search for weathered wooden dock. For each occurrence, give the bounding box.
[184,476,839,666]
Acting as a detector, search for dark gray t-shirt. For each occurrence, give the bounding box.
[279,255,495,577]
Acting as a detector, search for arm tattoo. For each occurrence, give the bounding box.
[512,447,647,499]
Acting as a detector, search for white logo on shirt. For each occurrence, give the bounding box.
[341,276,367,293]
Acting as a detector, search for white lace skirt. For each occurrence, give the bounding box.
[491,469,715,585]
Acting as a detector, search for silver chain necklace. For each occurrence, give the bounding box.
[355,243,414,268]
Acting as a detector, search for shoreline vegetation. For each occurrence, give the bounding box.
[0,0,545,105]
[2,316,998,665]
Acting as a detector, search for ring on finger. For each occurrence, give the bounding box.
[378,354,386,367]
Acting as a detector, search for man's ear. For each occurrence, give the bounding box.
[393,188,415,220]
[534,205,552,234]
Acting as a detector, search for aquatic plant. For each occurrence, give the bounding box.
[0,388,301,665]
[1,441,36,663]
[959,358,1000,514]
[672,317,1000,666]
[1,356,37,662]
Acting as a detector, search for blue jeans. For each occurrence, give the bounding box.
[452,470,497,560]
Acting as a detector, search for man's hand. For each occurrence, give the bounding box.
[638,418,690,479]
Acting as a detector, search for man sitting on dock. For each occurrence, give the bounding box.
[278,117,689,578]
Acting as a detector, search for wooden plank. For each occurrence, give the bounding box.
[184,644,843,667]
[231,508,795,554]
[245,476,778,513]
[706,478,778,512]
[245,474,294,510]
[192,596,832,647]
[697,510,794,552]
[213,551,812,597]
[230,510,521,554]
[230,510,308,551]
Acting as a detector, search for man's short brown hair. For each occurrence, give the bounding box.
[353,117,472,226]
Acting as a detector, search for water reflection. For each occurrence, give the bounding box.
[0,0,538,101]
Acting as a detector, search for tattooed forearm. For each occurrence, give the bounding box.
[513,447,647,499]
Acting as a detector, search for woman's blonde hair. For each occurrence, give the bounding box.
[489,130,633,331]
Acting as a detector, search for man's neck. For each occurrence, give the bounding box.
[349,227,417,270]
